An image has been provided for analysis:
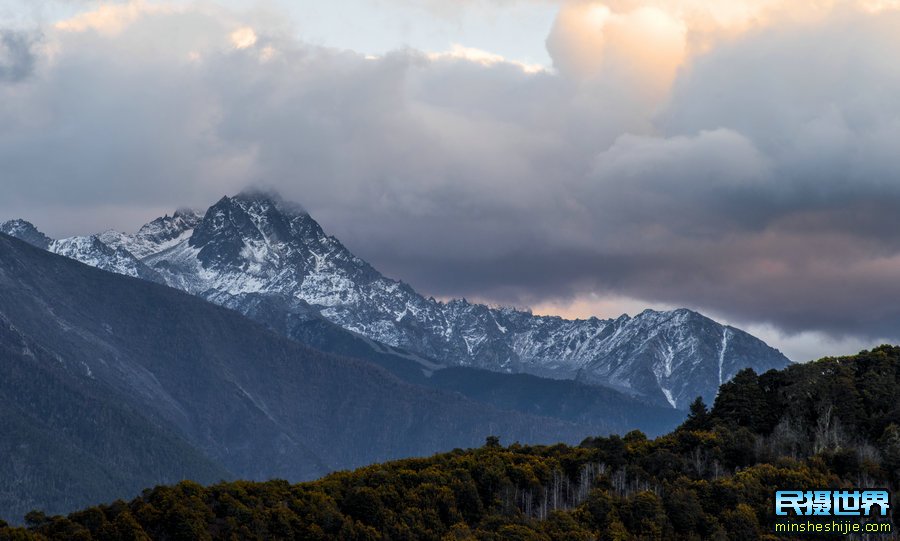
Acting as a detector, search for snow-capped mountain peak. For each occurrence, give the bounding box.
[141,192,788,408]
[1,219,51,249]
[4,191,791,409]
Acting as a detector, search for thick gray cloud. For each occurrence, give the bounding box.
[1,2,900,357]
[0,29,39,81]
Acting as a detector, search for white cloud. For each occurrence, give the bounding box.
[230,26,257,49]
[54,1,179,36]
[547,2,687,95]
[427,44,546,74]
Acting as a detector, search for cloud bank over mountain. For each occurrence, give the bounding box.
[2,0,899,358]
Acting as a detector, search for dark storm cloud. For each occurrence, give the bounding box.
[0,29,40,82]
[2,2,900,348]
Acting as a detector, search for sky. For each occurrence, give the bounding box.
[2,0,900,362]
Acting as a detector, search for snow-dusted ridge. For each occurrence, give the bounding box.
[0,220,163,284]
[100,208,203,259]
[2,192,791,408]
[0,219,51,250]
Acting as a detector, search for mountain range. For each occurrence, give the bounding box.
[2,191,790,409]
[0,233,618,521]
[0,190,794,522]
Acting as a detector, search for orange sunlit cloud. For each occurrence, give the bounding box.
[548,0,900,106]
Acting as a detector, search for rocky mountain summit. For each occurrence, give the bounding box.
[2,191,790,408]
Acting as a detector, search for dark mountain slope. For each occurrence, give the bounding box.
[0,315,229,522]
[427,367,684,437]
[0,233,595,521]
[226,291,684,437]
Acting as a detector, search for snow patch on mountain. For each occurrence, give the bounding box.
[100,209,202,259]
[49,235,164,283]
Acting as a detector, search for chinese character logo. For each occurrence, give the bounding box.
[776,490,890,517]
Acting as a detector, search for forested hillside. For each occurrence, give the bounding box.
[4,346,899,540]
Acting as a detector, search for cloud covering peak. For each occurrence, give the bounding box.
[2,0,900,360]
